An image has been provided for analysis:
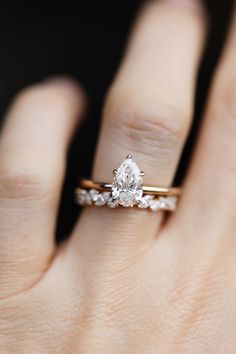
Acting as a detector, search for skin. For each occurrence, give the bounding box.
[0,0,236,352]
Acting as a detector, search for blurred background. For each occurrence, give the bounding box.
[0,0,233,239]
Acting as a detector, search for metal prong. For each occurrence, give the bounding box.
[136,200,141,205]
[126,154,132,159]
[140,171,145,176]
[113,169,118,176]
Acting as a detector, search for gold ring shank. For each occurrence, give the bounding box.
[79,179,181,196]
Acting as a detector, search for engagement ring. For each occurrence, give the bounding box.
[76,155,181,212]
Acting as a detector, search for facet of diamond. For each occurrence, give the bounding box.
[94,194,106,206]
[112,156,143,207]
[150,199,161,211]
[76,189,91,205]
[138,195,154,209]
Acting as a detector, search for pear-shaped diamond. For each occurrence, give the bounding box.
[112,156,143,207]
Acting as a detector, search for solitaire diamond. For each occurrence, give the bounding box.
[102,192,111,202]
[112,155,143,207]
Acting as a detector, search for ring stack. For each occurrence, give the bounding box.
[76,155,181,212]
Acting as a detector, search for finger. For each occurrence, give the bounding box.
[0,78,85,298]
[177,7,236,240]
[72,0,206,259]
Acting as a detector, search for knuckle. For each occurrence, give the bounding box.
[105,92,188,152]
[0,171,50,203]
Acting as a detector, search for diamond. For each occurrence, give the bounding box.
[138,195,154,208]
[89,189,99,202]
[102,192,111,202]
[167,196,177,210]
[112,156,143,207]
[150,199,161,211]
[76,189,91,205]
[107,199,119,208]
[160,196,177,211]
[94,194,106,206]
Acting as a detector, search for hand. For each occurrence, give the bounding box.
[1,0,235,353]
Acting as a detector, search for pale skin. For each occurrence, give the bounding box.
[1,0,236,352]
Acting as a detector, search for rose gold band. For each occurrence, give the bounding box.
[79,179,181,197]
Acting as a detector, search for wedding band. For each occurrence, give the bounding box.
[76,155,181,211]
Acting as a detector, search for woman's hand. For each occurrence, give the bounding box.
[1,0,236,353]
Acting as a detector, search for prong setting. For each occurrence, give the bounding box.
[113,169,118,176]
[140,171,145,176]
[126,154,132,159]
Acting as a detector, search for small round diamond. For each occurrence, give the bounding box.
[76,189,91,205]
[150,199,161,211]
[107,199,119,208]
[94,194,106,206]
[160,196,177,210]
[167,196,177,210]
[89,189,99,202]
[138,195,154,209]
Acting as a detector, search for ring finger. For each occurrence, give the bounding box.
[73,0,206,257]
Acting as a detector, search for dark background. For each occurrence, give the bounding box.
[0,0,233,240]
